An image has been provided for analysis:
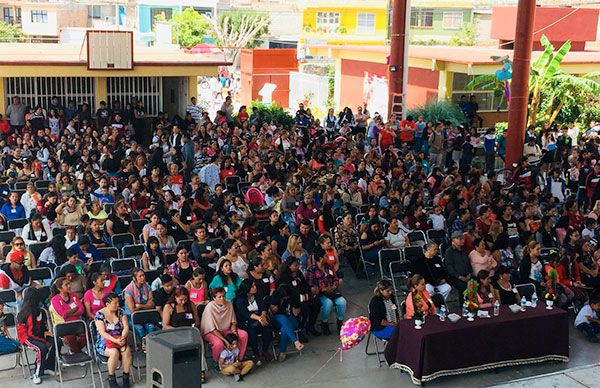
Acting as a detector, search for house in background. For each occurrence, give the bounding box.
[0,0,88,38]
[300,0,389,45]
[137,0,217,34]
[409,1,477,44]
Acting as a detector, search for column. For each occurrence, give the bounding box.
[333,57,342,109]
[0,77,5,114]
[95,77,107,109]
[187,76,198,101]
[437,69,454,102]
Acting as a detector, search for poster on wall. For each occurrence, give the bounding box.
[363,72,388,120]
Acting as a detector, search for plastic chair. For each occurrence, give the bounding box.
[111,233,135,247]
[131,220,148,243]
[89,261,103,275]
[426,229,447,246]
[8,218,28,231]
[28,242,49,260]
[402,246,424,265]
[34,180,51,190]
[37,286,51,306]
[122,245,145,260]
[28,267,53,283]
[1,244,10,258]
[53,320,97,387]
[407,230,427,247]
[144,270,158,285]
[0,289,17,305]
[165,253,177,265]
[378,249,401,280]
[364,305,388,367]
[97,247,120,261]
[118,275,132,291]
[224,175,241,193]
[14,181,29,190]
[355,213,366,225]
[111,259,137,274]
[175,239,194,253]
[0,312,27,377]
[131,310,162,379]
[0,230,15,244]
[53,228,66,237]
[389,260,413,297]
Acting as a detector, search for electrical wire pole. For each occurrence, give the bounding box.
[387,0,410,120]
[505,0,536,167]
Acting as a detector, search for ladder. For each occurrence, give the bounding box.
[390,93,404,118]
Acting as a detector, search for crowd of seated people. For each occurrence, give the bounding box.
[0,93,599,386]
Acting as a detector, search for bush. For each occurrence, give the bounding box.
[407,100,466,127]
[249,101,294,127]
[495,122,508,134]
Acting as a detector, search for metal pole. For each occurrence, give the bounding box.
[387,0,408,119]
[505,0,536,168]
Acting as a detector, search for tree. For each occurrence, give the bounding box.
[205,11,270,69]
[466,35,600,126]
[0,21,24,40]
[165,7,210,48]
[449,20,478,47]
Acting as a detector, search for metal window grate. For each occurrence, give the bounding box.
[106,77,163,117]
[4,77,95,111]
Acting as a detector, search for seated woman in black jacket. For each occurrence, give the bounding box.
[276,257,321,339]
[368,280,399,340]
[233,279,274,365]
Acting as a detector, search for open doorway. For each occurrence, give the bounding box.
[162,77,188,119]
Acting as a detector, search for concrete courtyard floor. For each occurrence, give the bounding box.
[1,272,599,388]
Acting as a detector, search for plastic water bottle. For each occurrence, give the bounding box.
[493,300,500,317]
[520,296,527,311]
[531,292,538,308]
[462,301,468,317]
[439,305,447,321]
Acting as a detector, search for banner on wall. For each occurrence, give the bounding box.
[362,72,388,120]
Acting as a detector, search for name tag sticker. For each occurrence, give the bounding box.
[69,302,77,309]
[104,280,111,287]
[185,313,193,320]
[10,209,16,213]
[262,278,269,283]
[93,300,101,306]
[191,293,197,299]
[106,323,116,330]
[187,216,192,221]
[124,221,129,225]
[292,280,297,286]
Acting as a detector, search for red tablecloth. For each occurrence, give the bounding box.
[384,305,569,385]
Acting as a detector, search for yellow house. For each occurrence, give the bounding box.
[301,0,388,45]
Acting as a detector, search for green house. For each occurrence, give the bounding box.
[408,1,476,43]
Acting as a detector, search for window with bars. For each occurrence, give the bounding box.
[316,12,340,32]
[106,77,163,117]
[442,11,463,29]
[356,13,375,34]
[31,10,48,23]
[4,77,95,111]
[410,8,433,28]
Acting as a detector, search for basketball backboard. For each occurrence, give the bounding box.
[87,30,134,70]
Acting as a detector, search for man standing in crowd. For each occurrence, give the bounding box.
[5,96,26,131]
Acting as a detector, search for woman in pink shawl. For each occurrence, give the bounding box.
[200,287,248,362]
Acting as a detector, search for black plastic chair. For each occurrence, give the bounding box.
[389,260,413,297]
[14,181,29,191]
[8,218,28,231]
[29,267,53,283]
[111,258,137,274]
[97,247,120,261]
[34,180,51,190]
[111,233,135,247]
[28,242,49,260]
[165,253,177,265]
[225,175,241,193]
[378,249,402,280]
[53,320,97,387]
[426,229,447,246]
[122,244,145,260]
[118,275,132,291]
[175,239,193,253]
[0,289,17,304]
[131,310,162,379]
[0,230,15,244]
[402,246,424,265]
[407,230,427,247]
[516,283,536,301]
[144,270,158,285]
[0,312,27,377]
[131,220,148,243]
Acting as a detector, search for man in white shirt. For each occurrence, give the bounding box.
[567,121,579,147]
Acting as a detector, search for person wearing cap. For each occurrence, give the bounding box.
[0,250,33,298]
[444,231,472,298]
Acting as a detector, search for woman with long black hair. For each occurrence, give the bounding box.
[17,287,56,384]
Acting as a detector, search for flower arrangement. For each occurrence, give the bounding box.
[544,267,558,301]
[412,291,424,322]
[463,279,479,312]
